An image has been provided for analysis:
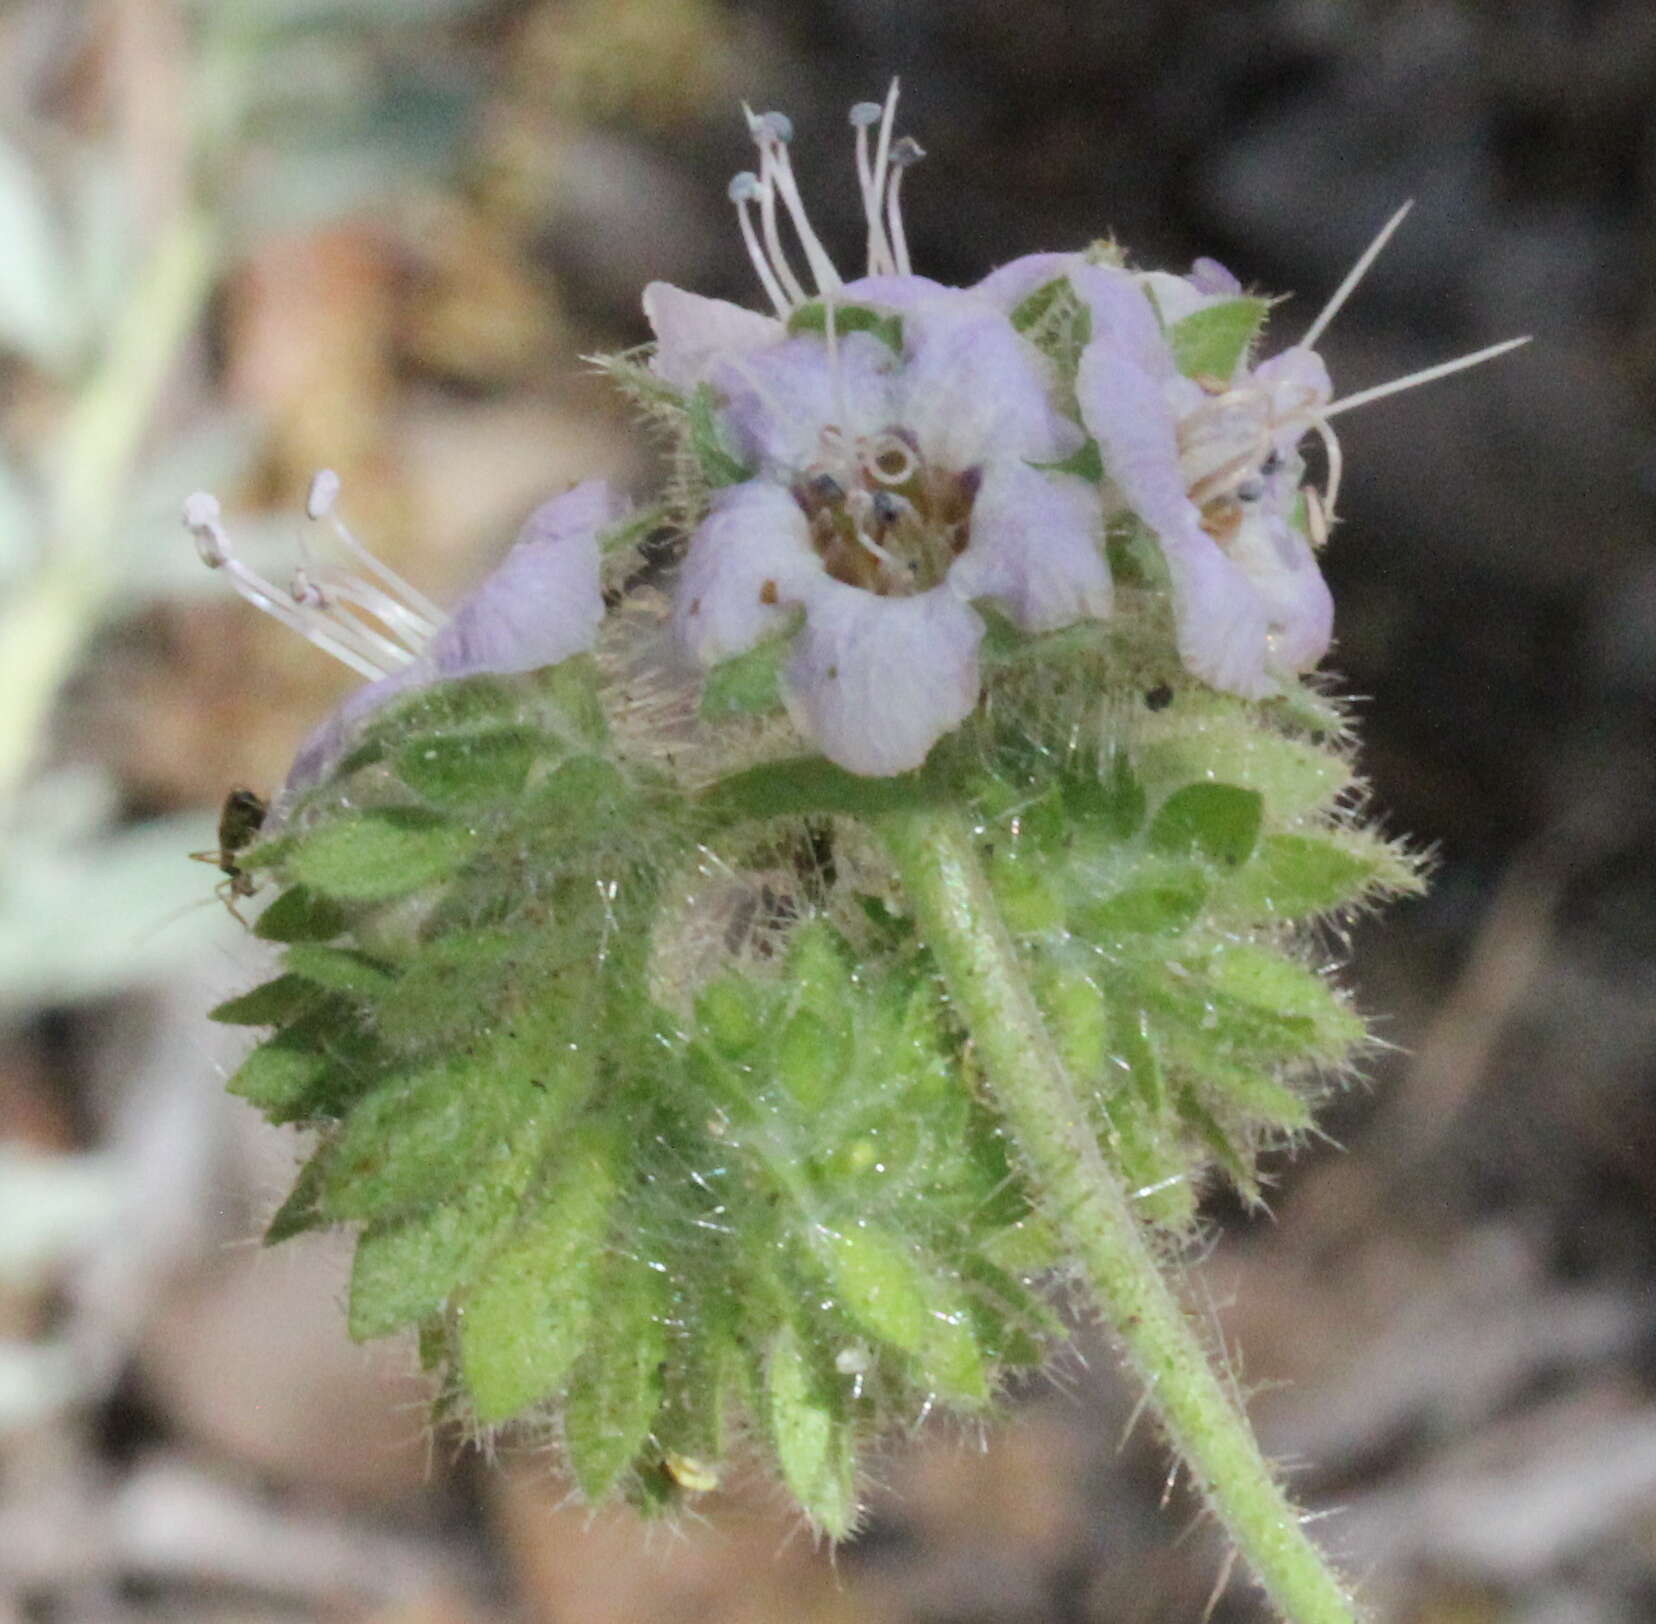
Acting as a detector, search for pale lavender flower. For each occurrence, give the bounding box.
[981,204,1525,696]
[184,474,621,799]
[647,87,1110,776]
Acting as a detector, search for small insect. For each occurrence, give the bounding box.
[190,787,268,924]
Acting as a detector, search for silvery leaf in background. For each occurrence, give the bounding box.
[122,414,269,603]
[0,768,220,1017]
[0,134,85,374]
[0,445,42,597]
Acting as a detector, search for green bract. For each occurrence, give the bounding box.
[220,609,1415,1533]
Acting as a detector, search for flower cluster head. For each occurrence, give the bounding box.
[185,81,1531,1593]
[644,86,1525,773]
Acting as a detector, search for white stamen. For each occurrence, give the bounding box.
[1321,336,1531,419]
[1299,200,1413,351]
[764,126,844,296]
[851,524,899,567]
[181,497,391,680]
[184,491,230,567]
[1310,417,1344,516]
[885,136,924,280]
[308,472,445,631]
[305,468,340,521]
[302,570,431,662]
[824,294,849,437]
[865,81,901,277]
[185,485,441,681]
[850,101,881,202]
[729,172,791,317]
[743,109,808,307]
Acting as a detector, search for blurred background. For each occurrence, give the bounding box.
[2,1,1653,1620]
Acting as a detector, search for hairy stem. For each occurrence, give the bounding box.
[879,805,1361,1624]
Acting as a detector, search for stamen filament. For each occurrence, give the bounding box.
[302,572,430,664]
[740,113,808,309]
[766,137,844,296]
[320,512,445,632]
[1322,336,1530,419]
[220,556,395,681]
[300,557,439,650]
[305,468,446,630]
[1311,418,1344,516]
[865,82,901,276]
[885,137,924,279]
[1300,199,1414,351]
[729,175,791,317]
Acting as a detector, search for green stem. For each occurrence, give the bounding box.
[879,805,1360,1624]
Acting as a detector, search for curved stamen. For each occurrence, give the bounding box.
[299,569,430,663]
[761,116,844,296]
[1310,416,1344,518]
[729,172,791,318]
[861,82,901,277]
[183,493,394,680]
[885,137,924,279]
[744,110,807,307]
[306,470,445,633]
[287,568,422,671]
[850,100,881,201]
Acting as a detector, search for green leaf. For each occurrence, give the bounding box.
[1227,831,1402,918]
[1202,943,1364,1059]
[1036,961,1108,1081]
[320,1021,592,1224]
[263,1153,329,1245]
[1007,276,1091,376]
[816,1224,988,1403]
[458,1135,618,1422]
[281,944,394,1000]
[787,300,903,352]
[1072,866,1208,937]
[1134,698,1352,818]
[285,807,476,902]
[346,1115,549,1340]
[775,1009,849,1113]
[563,1262,668,1501]
[701,755,946,821]
[698,625,794,720]
[210,973,328,1026]
[1031,439,1103,483]
[766,1323,857,1539]
[1064,752,1146,842]
[1009,277,1068,333]
[393,727,535,807]
[363,674,522,743]
[1148,783,1262,868]
[374,927,549,1053]
[688,382,751,488]
[226,1029,342,1123]
[252,886,347,943]
[1166,297,1269,380]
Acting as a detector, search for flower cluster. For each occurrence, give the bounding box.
[183,85,1525,1617]
[188,86,1520,786]
[642,88,1521,772]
